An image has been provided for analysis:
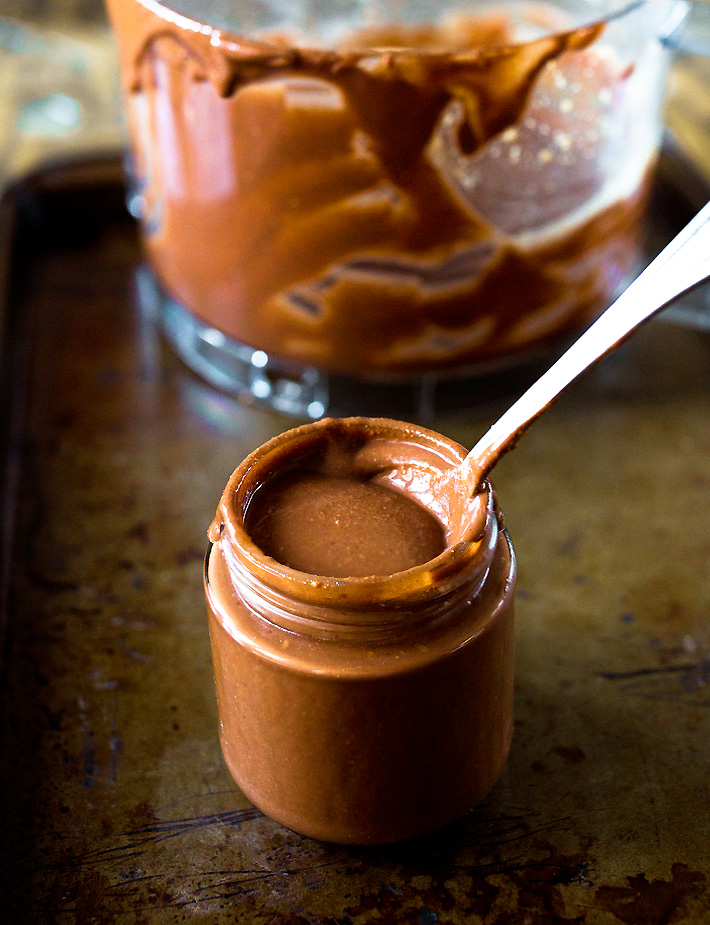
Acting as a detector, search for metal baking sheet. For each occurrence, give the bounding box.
[1,153,709,922]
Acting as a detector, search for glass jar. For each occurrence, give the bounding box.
[106,0,692,417]
[204,417,516,844]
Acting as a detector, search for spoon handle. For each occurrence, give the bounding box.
[465,198,710,487]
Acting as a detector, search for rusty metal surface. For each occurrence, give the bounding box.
[1,160,709,923]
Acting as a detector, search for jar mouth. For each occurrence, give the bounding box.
[204,524,514,644]
[210,417,497,609]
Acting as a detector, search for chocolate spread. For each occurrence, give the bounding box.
[205,417,516,843]
[246,470,446,577]
[107,0,649,377]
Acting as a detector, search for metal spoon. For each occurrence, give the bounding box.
[458,199,710,493]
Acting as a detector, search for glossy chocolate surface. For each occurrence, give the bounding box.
[245,470,446,577]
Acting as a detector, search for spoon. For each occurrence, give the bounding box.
[458,199,710,493]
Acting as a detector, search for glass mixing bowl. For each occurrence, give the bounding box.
[106,0,705,417]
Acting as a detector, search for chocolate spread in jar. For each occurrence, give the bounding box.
[246,470,446,577]
[107,0,648,376]
[205,417,516,844]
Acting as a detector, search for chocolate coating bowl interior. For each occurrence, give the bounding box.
[107,0,678,415]
[204,417,516,844]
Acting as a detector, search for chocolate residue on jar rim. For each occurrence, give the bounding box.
[209,417,500,606]
[207,416,508,654]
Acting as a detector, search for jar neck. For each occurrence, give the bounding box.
[208,490,499,643]
[207,417,503,642]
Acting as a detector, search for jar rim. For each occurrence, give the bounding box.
[210,416,496,609]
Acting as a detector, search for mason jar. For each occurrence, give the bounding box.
[204,417,516,844]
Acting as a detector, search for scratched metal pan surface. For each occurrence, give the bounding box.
[0,151,709,923]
